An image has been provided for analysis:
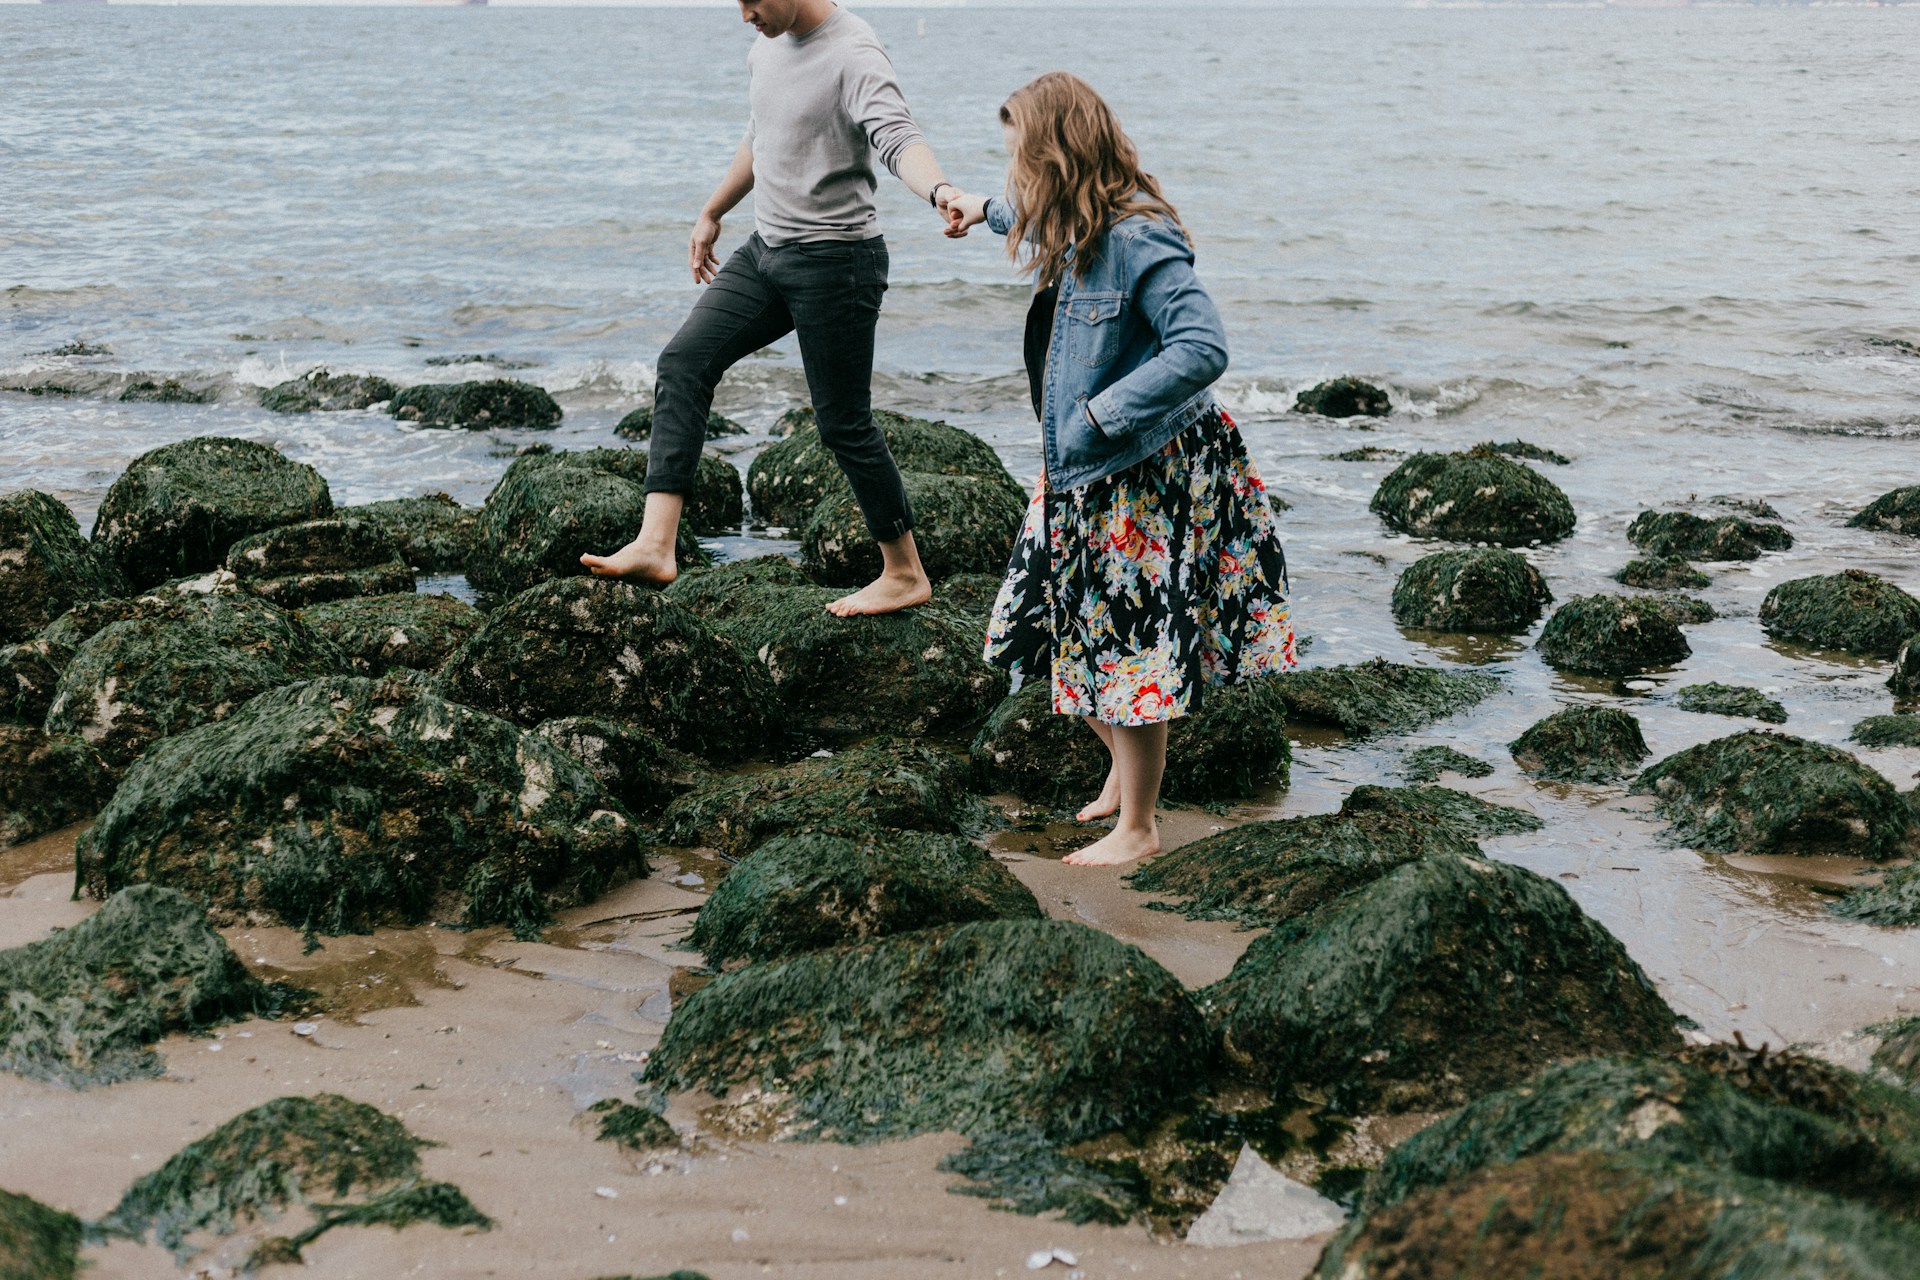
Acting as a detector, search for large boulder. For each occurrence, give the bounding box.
[1616,555,1709,590]
[45,593,347,770]
[0,490,125,644]
[532,716,694,818]
[333,493,476,574]
[612,406,744,441]
[1675,681,1787,724]
[1389,547,1550,632]
[668,557,1006,743]
[78,676,643,938]
[0,884,273,1087]
[1368,449,1576,546]
[1849,485,1920,536]
[801,472,1023,587]
[1477,438,1569,465]
[1202,851,1679,1113]
[388,378,560,430]
[258,368,397,414]
[656,740,973,859]
[0,1188,82,1280]
[91,437,334,591]
[439,577,772,761]
[1632,730,1917,861]
[969,677,1290,806]
[1509,704,1649,783]
[1266,659,1500,737]
[0,725,112,847]
[1627,509,1791,561]
[298,592,482,674]
[1760,570,1920,657]
[747,409,1023,530]
[647,918,1210,1144]
[224,518,414,608]
[1293,377,1390,418]
[686,831,1044,968]
[1536,594,1690,675]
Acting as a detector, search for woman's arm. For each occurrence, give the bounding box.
[1084,219,1228,437]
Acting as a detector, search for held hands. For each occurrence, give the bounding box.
[942,191,988,239]
[689,212,723,284]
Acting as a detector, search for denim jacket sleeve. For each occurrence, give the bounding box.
[1084,219,1228,439]
[984,195,1018,237]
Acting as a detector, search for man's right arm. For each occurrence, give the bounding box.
[692,137,756,284]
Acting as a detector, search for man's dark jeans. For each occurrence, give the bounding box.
[646,232,913,542]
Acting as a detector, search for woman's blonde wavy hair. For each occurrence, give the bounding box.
[999,72,1185,287]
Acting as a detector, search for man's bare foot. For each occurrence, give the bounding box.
[578,539,677,585]
[1076,771,1121,822]
[825,569,931,617]
[1063,825,1161,867]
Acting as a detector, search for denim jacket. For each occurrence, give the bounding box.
[985,196,1229,490]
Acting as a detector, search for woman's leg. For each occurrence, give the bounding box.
[1063,720,1168,867]
[1078,717,1121,822]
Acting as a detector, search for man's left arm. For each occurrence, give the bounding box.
[844,43,953,210]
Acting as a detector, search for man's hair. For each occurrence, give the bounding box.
[999,72,1185,286]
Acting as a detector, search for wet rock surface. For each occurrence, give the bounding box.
[1615,555,1710,590]
[0,489,125,645]
[801,471,1024,587]
[1509,704,1650,783]
[1890,636,1920,698]
[91,437,334,591]
[1293,377,1391,418]
[1849,485,1920,536]
[333,493,477,574]
[1760,570,1920,657]
[441,577,771,761]
[389,378,560,430]
[1476,438,1569,465]
[1627,508,1792,561]
[78,675,643,938]
[532,715,693,818]
[1675,681,1787,724]
[612,407,744,441]
[747,409,1024,530]
[1389,546,1550,632]
[1369,449,1576,546]
[225,517,414,608]
[1266,658,1500,736]
[259,368,398,414]
[119,377,212,404]
[1536,593,1691,675]
[299,592,482,674]
[0,724,112,847]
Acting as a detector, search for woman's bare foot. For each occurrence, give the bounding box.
[826,568,932,617]
[579,538,677,585]
[1076,771,1121,822]
[1063,825,1161,867]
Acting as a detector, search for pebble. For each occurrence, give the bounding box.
[594,1187,618,1199]
[292,1022,319,1037]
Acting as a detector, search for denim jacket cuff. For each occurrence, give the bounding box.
[1087,390,1125,438]
[985,196,1016,237]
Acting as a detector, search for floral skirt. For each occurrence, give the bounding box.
[983,407,1297,726]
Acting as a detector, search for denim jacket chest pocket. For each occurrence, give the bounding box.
[1065,291,1128,368]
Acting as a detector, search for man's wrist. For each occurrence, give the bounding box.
[928,181,956,209]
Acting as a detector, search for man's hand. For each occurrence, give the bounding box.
[943,191,988,239]
[690,212,723,284]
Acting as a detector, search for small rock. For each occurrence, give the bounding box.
[1186,1145,1348,1245]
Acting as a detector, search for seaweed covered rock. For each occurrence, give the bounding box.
[1642,592,1716,625]
[78,676,643,938]
[0,1188,81,1280]
[969,676,1290,807]
[1339,781,1542,838]
[1536,594,1690,675]
[92,437,334,591]
[299,592,481,674]
[1760,570,1920,657]
[0,490,125,644]
[1399,745,1492,784]
[1203,852,1678,1112]
[1510,704,1648,783]
[1616,555,1710,590]
[389,378,560,430]
[0,884,273,1087]
[1890,635,1920,698]
[649,918,1210,1144]
[441,577,771,761]
[1852,714,1920,748]
[120,378,211,404]
[1293,377,1390,418]
[1266,658,1500,737]
[668,557,1005,743]
[931,571,1003,627]
[333,493,477,574]
[97,1094,488,1262]
[1627,509,1792,561]
[224,517,414,608]
[687,831,1043,968]
[747,409,1023,529]
[0,725,112,847]
[656,740,972,858]
[1835,863,1920,926]
[1849,485,1920,537]
[1632,730,1917,860]
[1389,547,1550,632]
[259,368,397,414]
[0,635,62,725]
[1676,682,1787,724]
[1477,438,1569,465]
[612,406,743,441]
[802,472,1024,587]
[533,716,692,818]
[45,592,347,770]
[1369,449,1576,546]
[465,448,706,597]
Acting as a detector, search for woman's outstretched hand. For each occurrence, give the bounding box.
[943,192,989,239]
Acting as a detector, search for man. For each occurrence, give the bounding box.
[583,0,957,617]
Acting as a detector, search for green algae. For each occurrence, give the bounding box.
[1677,682,1788,724]
[802,471,1025,587]
[441,576,772,762]
[655,740,975,859]
[1369,449,1576,546]
[1509,703,1650,783]
[1265,658,1501,737]
[119,378,211,404]
[1293,377,1391,418]
[1835,864,1920,926]
[0,490,125,645]
[1326,446,1402,462]
[0,725,112,848]
[1849,485,1920,536]
[91,437,334,591]
[533,716,696,819]
[648,918,1211,1145]
[0,1188,81,1280]
[389,378,560,430]
[1632,729,1918,861]
[1399,745,1492,783]
[78,676,643,939]
[931,571,1003,627]
[612,405,743,441]
[0,884,283,1088]
[1761,570,1920,657]
[1476,438,1570,465]
[299,592,481,674]
[591,1098,678,1151]
[1852,714,1920,747]
[1617,555,1711,590]
[334,494,477,574]
[1644,592,1716,625]
[1340,782,1542,837]
[747,409,1024,529]
[259,368,397,414]
[687,831,1042,968]
[1627,509,1792,561]
[1536,593,1690,675]
[1389,546,1550,632]
[247,1181,491,1269]
[225,517,414,608]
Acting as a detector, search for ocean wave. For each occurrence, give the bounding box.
[1767,416,1920,440]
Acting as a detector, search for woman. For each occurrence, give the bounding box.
[946,72,1295,868]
